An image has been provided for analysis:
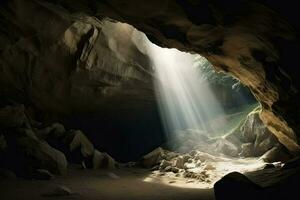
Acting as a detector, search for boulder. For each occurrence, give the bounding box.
[69,130,94,157]
[140,147,164,168]
[254,132,277,156]
[164,166,172,172]
[214,172,262,200]
[171,167,179,173]
[175,156,185,169]
[239,143,254,157]
[216,139,239,157]
[260,146,291,163]
[226,108,281,157]
[93,149,116,169]
[159,160,172,171]
[36,123,66,140]
[183,154,192,162]
[240,108,262,143]
[18,135,67,175]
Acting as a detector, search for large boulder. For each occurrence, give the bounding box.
[36,123,66,140]
[215,138,239,157]
[214,172,262,200]
[18,134,67,175]
[92,149,116,169]
[69,130,94,158]
[239,143,254,157]
[140,147,164,168]
[260,146,291,163]
[226,107,281,157]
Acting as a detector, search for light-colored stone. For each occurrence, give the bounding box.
[69,130,94,157]
[92,149,116,169]
[175,156,185,169]
[240,143,254,157]
[141,147,164,168]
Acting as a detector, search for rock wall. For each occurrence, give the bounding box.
[0,0,165,161]
[95,0,300,154]
[0,0,299,154]
[0,3,154,117]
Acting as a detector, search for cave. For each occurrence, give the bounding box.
[0,0,300,200]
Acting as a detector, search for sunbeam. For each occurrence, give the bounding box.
[146,44,225,142]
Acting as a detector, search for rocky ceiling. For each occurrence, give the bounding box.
[0,0,299,155]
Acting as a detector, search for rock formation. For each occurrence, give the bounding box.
[0,0,299,156]
[0,104,117,178]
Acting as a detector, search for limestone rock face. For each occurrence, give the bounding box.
[0,1,154,119]
[226,107,284,158]
[0,0,299,155]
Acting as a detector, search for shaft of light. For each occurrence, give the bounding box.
[146,44,225,139]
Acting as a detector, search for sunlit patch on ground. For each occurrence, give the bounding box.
[143,150,278,189]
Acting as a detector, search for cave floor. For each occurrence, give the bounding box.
[0,167,214,200]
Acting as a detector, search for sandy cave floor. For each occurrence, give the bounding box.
[0,167,215,200]
[0,151,274,200]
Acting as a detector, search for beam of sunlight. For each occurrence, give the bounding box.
[99,21,266,189]
[145,44,225,142]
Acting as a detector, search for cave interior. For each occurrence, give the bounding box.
[0,0,300,200]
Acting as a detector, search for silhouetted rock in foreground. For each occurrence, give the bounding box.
[214,172,262,200]
[215,167,300,200]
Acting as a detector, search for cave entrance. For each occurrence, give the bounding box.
[61,19,283,188]
[107,21,279,187]
[126,22,259,155]
[149,46,258,150]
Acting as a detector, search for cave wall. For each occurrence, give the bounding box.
[0,0,299,154]
[92,0,300,154]
[0,0,165,161]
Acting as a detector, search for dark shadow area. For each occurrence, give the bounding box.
[0,168,215,200]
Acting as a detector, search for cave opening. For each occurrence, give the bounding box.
[60,20,264,166]
[108,21,277,187]
[61,20,279,187]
